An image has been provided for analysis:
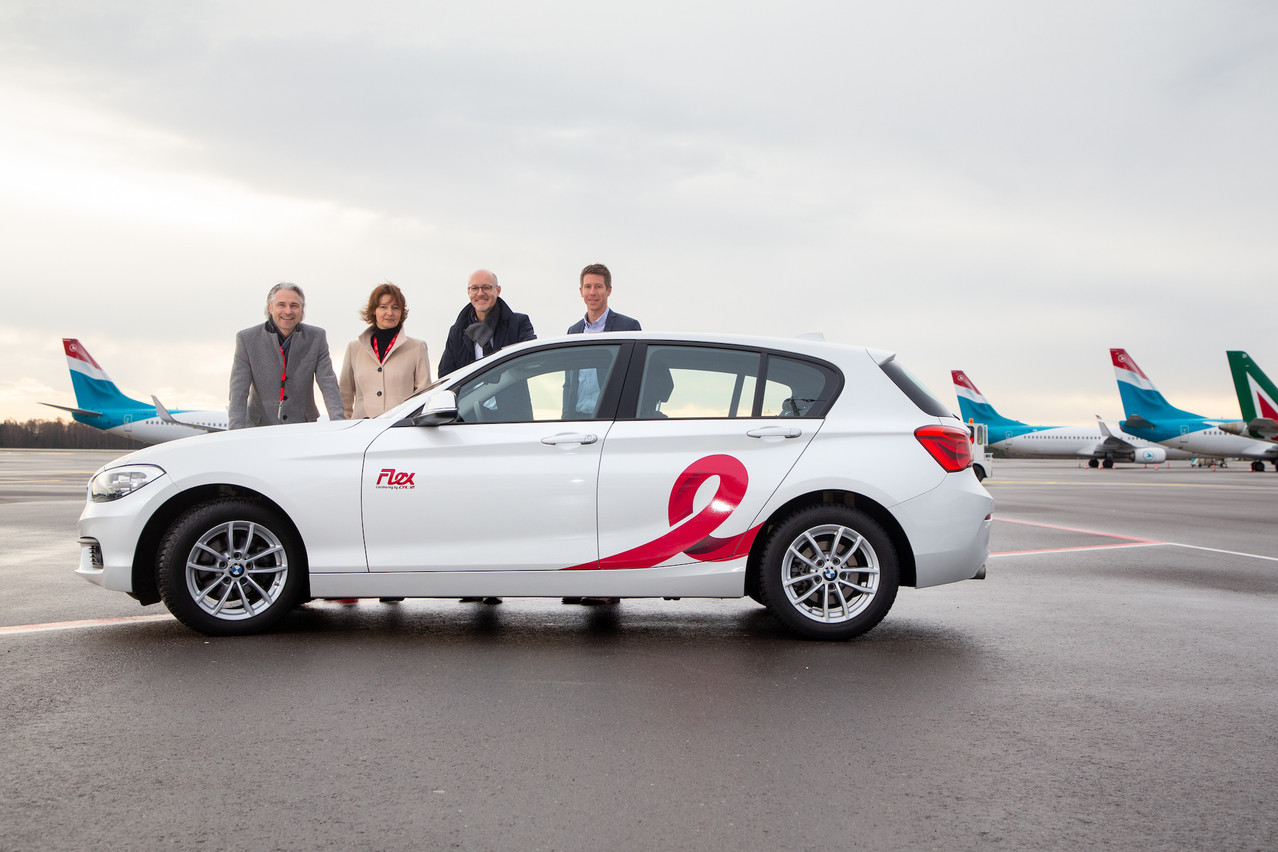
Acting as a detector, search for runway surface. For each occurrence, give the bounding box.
[2,450,1275,850]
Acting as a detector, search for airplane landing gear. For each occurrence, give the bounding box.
[1102,459,1114,469]
[1088,459,1100,468]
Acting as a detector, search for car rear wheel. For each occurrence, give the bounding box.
[759,505,899,640]
[157,499,304,636]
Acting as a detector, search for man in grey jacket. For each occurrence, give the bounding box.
[229,283,345,429]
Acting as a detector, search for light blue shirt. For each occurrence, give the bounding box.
[574,309,609,414]
[581,309,610,334]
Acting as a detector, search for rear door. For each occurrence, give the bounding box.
[593,344,838,569]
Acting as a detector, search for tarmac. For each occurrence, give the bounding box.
[1,450,1275,850]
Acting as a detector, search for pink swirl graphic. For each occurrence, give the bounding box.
[565,454,762,570]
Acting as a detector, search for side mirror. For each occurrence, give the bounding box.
[410,390,458,427]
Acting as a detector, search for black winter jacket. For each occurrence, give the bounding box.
[438,298,536,377]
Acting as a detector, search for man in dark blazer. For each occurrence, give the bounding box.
[229,283,345,429]
[567,263,642,334]
[564,263,640,608]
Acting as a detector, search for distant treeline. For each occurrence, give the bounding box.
[0,418,140,450]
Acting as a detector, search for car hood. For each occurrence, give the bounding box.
[98,418,366,473]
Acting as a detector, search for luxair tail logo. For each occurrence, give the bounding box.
[376,468,416,490]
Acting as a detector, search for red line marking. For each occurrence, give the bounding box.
[994,516,1161,543]
[992,542,1163,557]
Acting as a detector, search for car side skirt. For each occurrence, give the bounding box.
[309,559,747,599]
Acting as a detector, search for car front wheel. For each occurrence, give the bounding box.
[157,499,304,636]
[759,505,899,640]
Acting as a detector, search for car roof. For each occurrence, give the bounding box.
[506,331,896,366]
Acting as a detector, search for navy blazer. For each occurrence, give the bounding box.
[566,310,642,335]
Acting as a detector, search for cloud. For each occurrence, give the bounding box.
[0,1,1275,426]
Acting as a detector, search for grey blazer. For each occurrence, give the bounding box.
[567,310,642,334]
[229,322,346,429]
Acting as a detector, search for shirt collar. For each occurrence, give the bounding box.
[582,308,610,334]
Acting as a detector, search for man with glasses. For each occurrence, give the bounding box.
[439,269,536,377]
[440,269,536,607]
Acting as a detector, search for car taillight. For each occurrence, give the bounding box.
[915,425,973,472]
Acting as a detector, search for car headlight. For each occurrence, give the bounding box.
[90,464,166,502]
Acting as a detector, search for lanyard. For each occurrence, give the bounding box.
[278,344,288,402]
[277,342,289,419]
[372,330,399,363]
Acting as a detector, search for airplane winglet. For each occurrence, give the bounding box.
[152,396,226,433]
[1095,415,1136,450]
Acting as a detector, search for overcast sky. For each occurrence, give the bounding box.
[2,0,1275,426]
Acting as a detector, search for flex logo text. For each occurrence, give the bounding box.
[376,468,416,489]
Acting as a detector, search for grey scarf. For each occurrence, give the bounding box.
[463,300,506,352]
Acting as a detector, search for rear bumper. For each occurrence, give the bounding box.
[892,474,993,588]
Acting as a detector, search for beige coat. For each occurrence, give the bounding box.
[338,328,433,419]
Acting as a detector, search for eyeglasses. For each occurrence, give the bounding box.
[467,284,497,294]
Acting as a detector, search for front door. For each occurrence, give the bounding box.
[361,343,626,572]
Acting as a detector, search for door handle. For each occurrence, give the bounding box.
[747,425,802,439]
[541,432,598,446]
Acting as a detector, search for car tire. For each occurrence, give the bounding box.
[758,505,899,640]
[157,499,304,637]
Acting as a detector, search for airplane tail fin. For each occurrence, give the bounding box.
[951,370,1029,429]
[54,339,151,423]
[1109,348,1200,425]
[1226,351,1278,439]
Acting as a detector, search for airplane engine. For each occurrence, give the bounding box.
[1132,446,1166,464]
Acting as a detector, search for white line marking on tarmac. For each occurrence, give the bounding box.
[1165,543,1278,563]
[0,614,173,636]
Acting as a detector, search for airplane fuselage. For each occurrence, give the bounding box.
[989,423,1186,461]
[1120,419,1278,461]
[77,408,229,444]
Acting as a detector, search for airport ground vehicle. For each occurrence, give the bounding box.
[77,333,992,640]
[968,422,993,481]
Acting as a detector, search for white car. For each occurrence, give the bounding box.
[77,332,992,640]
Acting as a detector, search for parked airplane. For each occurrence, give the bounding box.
[951,370,1178,467]
[1110,348,1278,470]
[41,338,227,444]
[1219,351,1278,469]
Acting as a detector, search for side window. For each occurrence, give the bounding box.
[456,345,622,423]
[761,356,835,418]
[637,346,760,419]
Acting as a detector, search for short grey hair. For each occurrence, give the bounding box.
[264,282,306,320]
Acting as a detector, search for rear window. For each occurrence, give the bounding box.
[631,345,839,419]
[879,358,953,417]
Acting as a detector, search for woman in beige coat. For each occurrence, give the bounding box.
[339,283,433,419]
